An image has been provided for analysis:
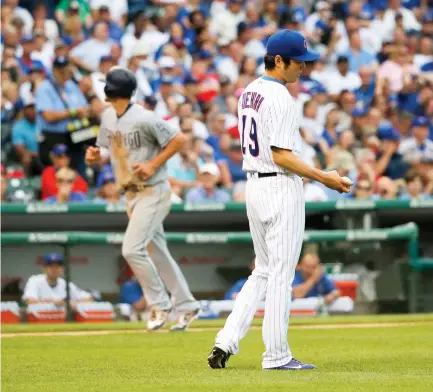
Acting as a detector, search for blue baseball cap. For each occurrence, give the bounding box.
[266,30,319,62]
[421,62,433,72]
[51,144,68,157]
[100,171,115,186]
[378,125,400,141]
[43,252,64,265]
[309,84,327,94]
[412,116,429,127]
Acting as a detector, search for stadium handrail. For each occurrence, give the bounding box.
[0,223,421,313]
[0,222,419,245]
[1,199,433,214]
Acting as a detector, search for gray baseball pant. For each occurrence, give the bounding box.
[122,182,199,312]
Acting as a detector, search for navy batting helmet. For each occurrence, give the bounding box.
[104,67,137,99]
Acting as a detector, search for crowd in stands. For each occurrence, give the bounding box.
[1,0,433,204]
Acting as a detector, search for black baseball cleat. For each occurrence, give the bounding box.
[207,346,231,369]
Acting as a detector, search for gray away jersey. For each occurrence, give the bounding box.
[97,104,178,186]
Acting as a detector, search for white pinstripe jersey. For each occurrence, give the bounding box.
[238,76,302,174]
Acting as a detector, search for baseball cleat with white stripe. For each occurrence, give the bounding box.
[268,358,316,370]
[207,346,231,369]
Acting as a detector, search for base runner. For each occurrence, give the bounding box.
[207,30,352,370]
[85,67,200,331]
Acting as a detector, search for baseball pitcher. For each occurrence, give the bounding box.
[207,30,353,370]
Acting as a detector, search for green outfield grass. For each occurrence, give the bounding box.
[2,315,433,392]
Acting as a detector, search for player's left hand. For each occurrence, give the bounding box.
[132,161,158,180]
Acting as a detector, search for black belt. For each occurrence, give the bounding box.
[258,172,277,178]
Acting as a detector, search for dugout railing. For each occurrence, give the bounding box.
[2,222,432,318]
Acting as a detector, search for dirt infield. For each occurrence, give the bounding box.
[2,321,429,338]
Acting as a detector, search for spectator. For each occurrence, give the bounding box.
[91,55,116,102]
[93,5,123,42]
[167,122,201,197]
[90,0,127,27]
[41,144,88,200]
[382,0,421,41]
[206,112,229,160]
[30,29,54,72]
[120,11,149,62]
[118,277,147,321]
[185,163,231,203]
[70,21,114,72]
[299,99,322,142]
[4,0,34,35]
[355,67,376,109]
[399,117,433,178]
[210,0,245,43]
[330,130,355,164]
[400,170,433,199]
[126,41,154,100]
[292,252,354,314]
[414,36,433,71]
[32,2,59,42]
[17,34,47,76]
[376,45,417,94]
[321,56,362,96]
[376,176,399,199]
[45,167,87,203]
[11,96,42,176]
[352,178,374,200]
[94,171,122,203]
[375,125,409,180]
[61,9,86,48]
[355,148,377,185]
[35,56,89,176]
[339,31,377,73]
[236,56,258,89]
[55,0,92,28]
[22,251,93,310]
[337,90,358,131]
[226,139,246,184]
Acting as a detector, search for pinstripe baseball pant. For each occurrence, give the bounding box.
[215,174,305,369]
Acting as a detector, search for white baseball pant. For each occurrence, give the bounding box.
[215,174,305,369]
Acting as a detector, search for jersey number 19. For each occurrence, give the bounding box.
[241,115,259,157]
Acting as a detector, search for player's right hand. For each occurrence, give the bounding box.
[322,170,353,193]
[85,146,101,164]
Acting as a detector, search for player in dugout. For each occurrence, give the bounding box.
[22,252,94,310]
[225,253,353,315]
[291,252,354,315]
